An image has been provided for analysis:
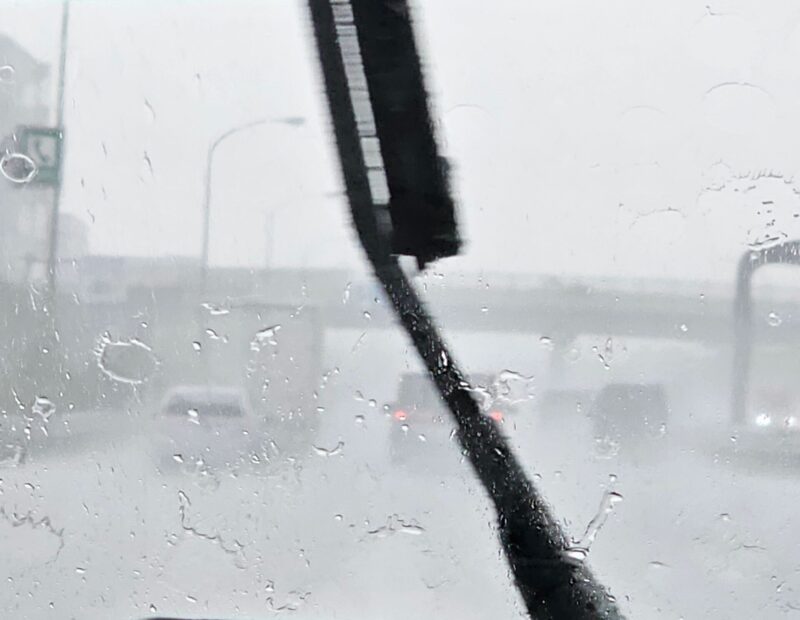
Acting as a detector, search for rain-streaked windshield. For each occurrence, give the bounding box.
[4,2,800,619]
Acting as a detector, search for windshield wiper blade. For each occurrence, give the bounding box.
[307,1,624,618]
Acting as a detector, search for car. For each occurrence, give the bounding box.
[151,385,261,474]
[590,383,669,450]
[731,385,800,461]
[387,372,511,466]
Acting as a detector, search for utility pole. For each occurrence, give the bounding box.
[46,0,69,292]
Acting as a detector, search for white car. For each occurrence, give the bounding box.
[152,385,261,473]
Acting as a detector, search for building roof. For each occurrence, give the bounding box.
[0,32,49,81]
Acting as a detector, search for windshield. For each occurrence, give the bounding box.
[3,1,800,619]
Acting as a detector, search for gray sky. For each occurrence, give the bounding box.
[5,0,800,283]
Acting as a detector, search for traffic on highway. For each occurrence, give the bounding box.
[3,1,800,619]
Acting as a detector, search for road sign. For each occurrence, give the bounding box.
[17,125,63,186]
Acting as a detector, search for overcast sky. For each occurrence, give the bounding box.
[5,0,800,284]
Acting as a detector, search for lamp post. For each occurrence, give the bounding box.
[200,118,274,291]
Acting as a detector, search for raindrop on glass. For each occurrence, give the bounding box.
[32,397,55,422]
[0,152,37,184]
[144,98,156,122]
[767,311,782,327]
[201,302,230,316]
[0,65,16,83]
[312,441,344,457]
[94,334,159,385]
[251,324,281,350]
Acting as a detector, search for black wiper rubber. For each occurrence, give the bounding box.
[307,1,624,618]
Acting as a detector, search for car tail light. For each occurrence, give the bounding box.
[394,410,408,421]
[489,410,503,422]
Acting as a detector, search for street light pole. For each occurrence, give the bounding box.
[46,0,70,292]
[200,117,273,291]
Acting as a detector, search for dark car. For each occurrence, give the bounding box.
[590,383,669,449]
[387,372,510,466]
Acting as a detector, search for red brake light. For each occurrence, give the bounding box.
[489,410,503,422]
[394,410,408,421]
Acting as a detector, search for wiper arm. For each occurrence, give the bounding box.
[307,1,624,618]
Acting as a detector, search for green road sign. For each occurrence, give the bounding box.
[18,125,63,186]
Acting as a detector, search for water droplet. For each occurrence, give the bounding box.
[312,441,344,457]
[594,435,621,459]
[143,98,156,122]
[186,594,197,603]
[354,414,365,425]
[591,345,611,370]
[172,454,184,463]
[562,547,588,563]
[648,560,669,570]
[566,346,581,362]
[418,434,426,442]
[353,390,364,401]
[0,152,38,184]
[192,341,202,352]
[564,489,623,563]
[32,397,55,422]
[94,334,159,385]
[366,514,426,538]
[719,512,732,522]
[343,282,351,304]
[539,336,554,350]
[494,370,535,405]
[0,65,16,83]
[368,399,376,408]
[251,324,281,351]
[363,311,371,320]
[205,327,221,340]
[149,604,157,613]
[75,566,86,574]
[481,306,489,313]
[679,323,688,333]
[767,311,782,327]
[187,408,199,424]
[142,151,154,176]
[334,513,343,521]
[201,302,230,316]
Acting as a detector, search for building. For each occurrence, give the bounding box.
[0,33,53,284]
